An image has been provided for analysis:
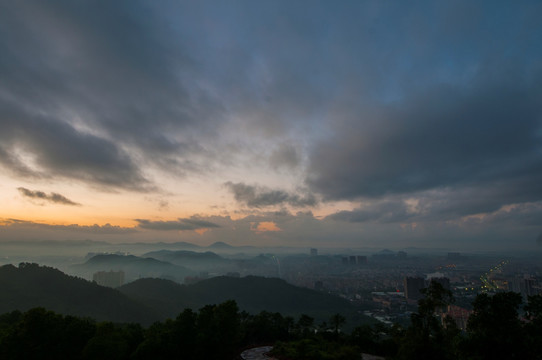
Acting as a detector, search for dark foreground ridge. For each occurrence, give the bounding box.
[0,263,156,324]
[118,275,354,321]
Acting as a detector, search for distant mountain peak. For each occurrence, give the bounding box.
[85,254,136,263]
[208,241,234,249]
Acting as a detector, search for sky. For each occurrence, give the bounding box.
[1,0,541,250]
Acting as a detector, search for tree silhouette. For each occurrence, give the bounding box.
[463,292,526,360]
[398,281,457,360]
[330,313,346,336]
[525,295,542,359]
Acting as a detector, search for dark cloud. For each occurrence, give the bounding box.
[307,78,542,213]
[224,182,317,208]
[299,1,542,229]
[0,147,43,179]
[4,0,539,200]
[18,187,80,206]
[326,200,413,224]
[0,1,224,190]
[327,191,542,227]
[269,143,300,170]
[135,218,220,231]
[465,202,542,227]
[0,107,150,190]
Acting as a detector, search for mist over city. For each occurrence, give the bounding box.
[0,1,541,359]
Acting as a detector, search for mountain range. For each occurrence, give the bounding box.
[0,263,370,327]
[70,254,195,283]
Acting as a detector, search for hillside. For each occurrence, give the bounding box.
[189,276,352,314]
[143,249,230,269]
[118,275,362,324]
[144,249,225,261]
[142,250,285,277]
[70,254,195,283]
[0,263,156,324]
[0,264,372,328]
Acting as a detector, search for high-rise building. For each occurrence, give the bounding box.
[356,256,368,265]
[523,278,541,297]
[93,270,125,288]
[447,252,461,261]
[404,276,426,300]
[310,248,318,256]
[342,255,367,266]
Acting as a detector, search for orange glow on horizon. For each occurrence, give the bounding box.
[251,221,281,232]
[194,228,210,235]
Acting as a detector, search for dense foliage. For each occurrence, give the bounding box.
[0,301,347,359]
[394,283,542,360]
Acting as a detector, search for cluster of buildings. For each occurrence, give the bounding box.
[296,249,541,330]
[341,255,368,266]
[492,276,541,299]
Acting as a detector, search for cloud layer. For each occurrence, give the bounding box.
[135,218,220,231]
[224,182,317,208]
[0,1,541,249]
[1,219,135,235]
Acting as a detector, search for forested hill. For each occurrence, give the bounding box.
[0,263,156,324]
[0,263,367,327]
[70,254,194,283]
[142,250,232,272]
[118,275,357,322]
